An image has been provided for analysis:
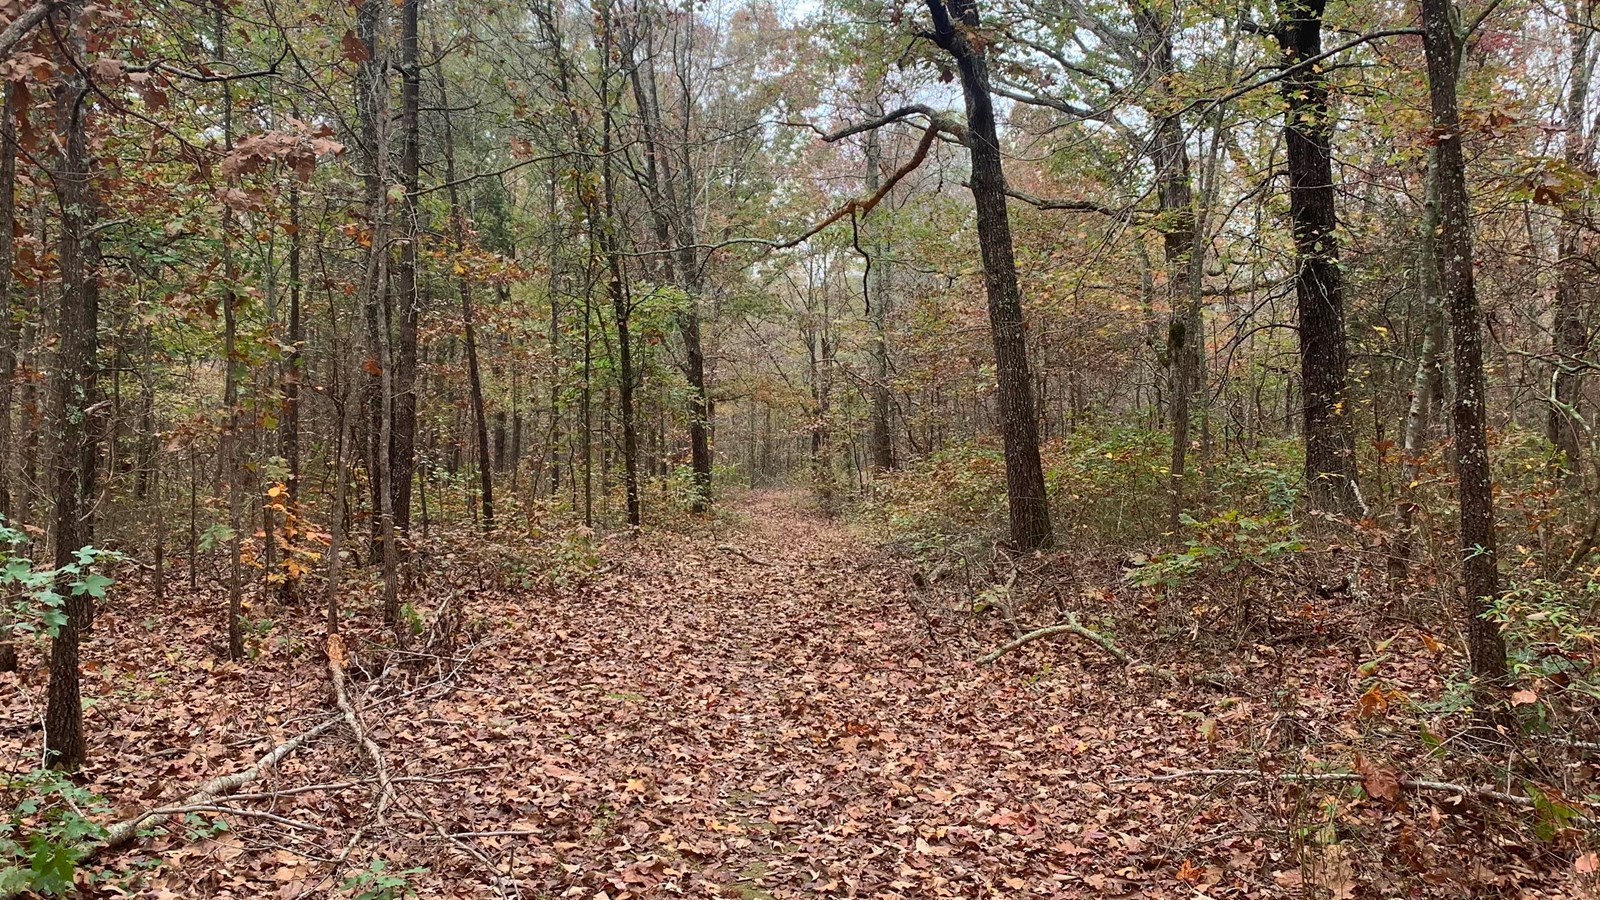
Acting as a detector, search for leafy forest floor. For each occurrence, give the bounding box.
[2,491,1594,898]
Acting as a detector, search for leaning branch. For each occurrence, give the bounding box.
[978,610,1130,666]
[0,1,56,63]
[977,610,1231,687]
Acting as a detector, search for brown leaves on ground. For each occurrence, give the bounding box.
[0,492,1591,898]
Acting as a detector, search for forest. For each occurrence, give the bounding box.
[0,0,1597,894]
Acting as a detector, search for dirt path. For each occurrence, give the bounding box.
[26,490,1274,898]
[392,490,1218,898]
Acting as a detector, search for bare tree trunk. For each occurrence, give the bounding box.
[356,0,399,624]
[1132,3,1200,534]
[1421,0,1509,689]
[218,6,245,662]
[1550,0,1595,482]
[391,0,422,540]
[1391,150,1446,582]
[926,0,1053,550]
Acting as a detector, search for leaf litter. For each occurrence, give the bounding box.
[0,491,1593,898]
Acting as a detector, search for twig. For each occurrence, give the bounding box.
[715,544,772,567]
[1113,768,1592,823]
[127,803,327,834]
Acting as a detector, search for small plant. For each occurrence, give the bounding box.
[341,858,426,900]
[0,518,121,642]
[0,769,110,895]
[1127,510,1306,591]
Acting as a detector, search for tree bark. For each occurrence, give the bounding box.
[1390,150,1446,582]
[925,0,1053,550]
[1132,3,1200,533]
[1276,0,1362,514]
[1550,0,1594,482]
[391,0,422,539]
[44,0,94,770]
[865,125,895,473]
[1420,0,1509,688]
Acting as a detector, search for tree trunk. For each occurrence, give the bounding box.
[434,45,494,532]
[926,0,1053,550]
[1277,0,1362,514]
[391,0,422,540]
[1550,0,1594,481]
[1132,3,1200,534]
[356,0,399,624]
[44,0,95,770]
[1390,150,1447,582]
[865,125,895,474]
[1421,0,1509,689]
[218,7,245,662]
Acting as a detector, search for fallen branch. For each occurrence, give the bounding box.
[99,714,342,852]
[1114,768,1592,823]
[328,632,396,824]
[715,544,772,567]
[977,611,1233,687]
[979,611,1131,667]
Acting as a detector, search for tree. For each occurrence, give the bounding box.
[925,0,1054,551]
[43,0,96,770]
[1420,0,1509,689]
[1274,0,1363,515]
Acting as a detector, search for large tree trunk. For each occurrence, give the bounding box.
[1420,0,1509,689]
[927,0,1054,550]
[44,0,95,770]
[1277,0,1363,514]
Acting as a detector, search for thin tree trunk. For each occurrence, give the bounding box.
[865,124,895,474]
[1391,150,1447,582]
[44,0,95,770]
[391,0,422,540]
[433,43,494,531]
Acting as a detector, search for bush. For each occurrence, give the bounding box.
[0,770,108,896]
